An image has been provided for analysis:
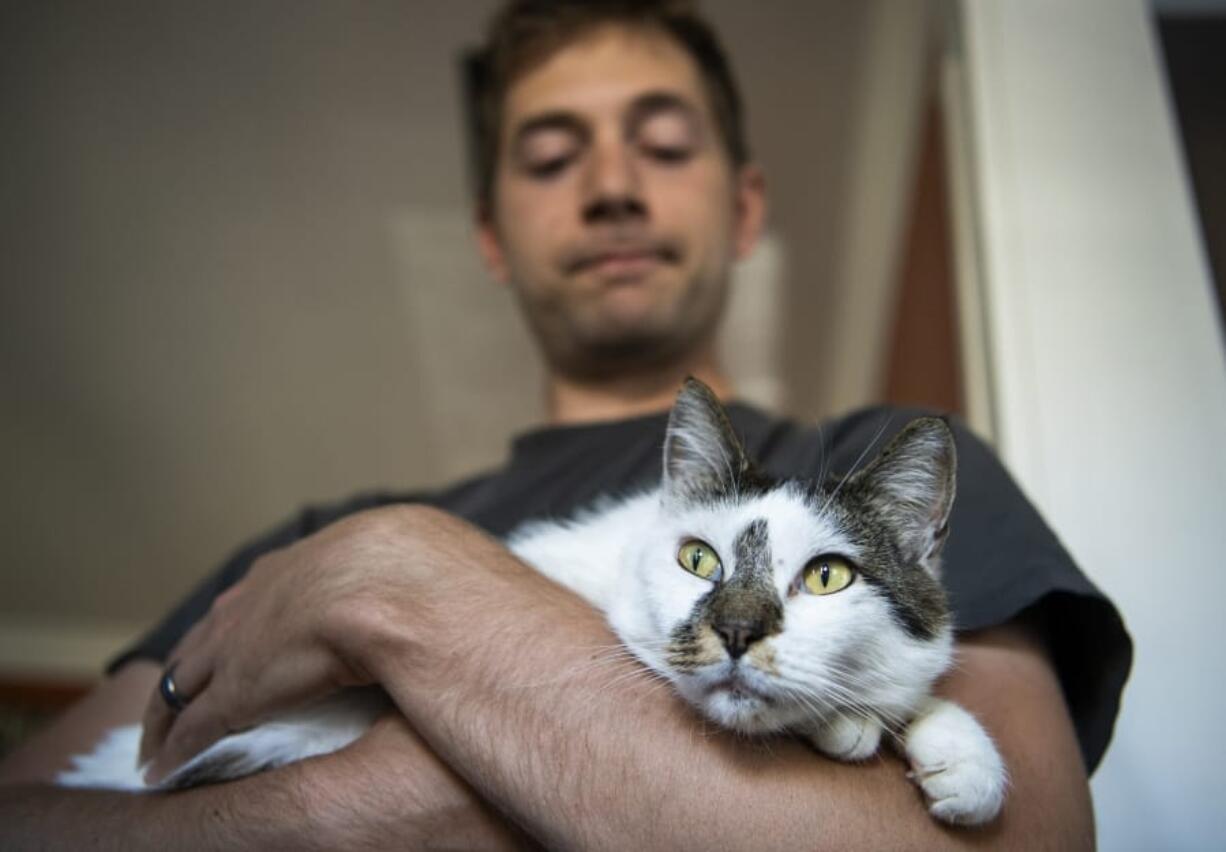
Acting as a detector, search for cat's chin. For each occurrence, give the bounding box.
[682,672,785,734]
[704,692,770,731]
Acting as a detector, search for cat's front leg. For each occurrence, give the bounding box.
[804,712,883,762]
[900,696,1006,825]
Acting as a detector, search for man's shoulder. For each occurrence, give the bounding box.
[820,402,965,445]
[279,469,509,539]
[328,467,513,524]
[734,401,981,482]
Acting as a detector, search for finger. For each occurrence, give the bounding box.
[144,689,232,785]
[138,616,212,757]
[138,651,214,764]
[138,687,172,767]
[168,613,212,664]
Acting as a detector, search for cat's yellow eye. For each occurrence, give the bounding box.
[801,556,856,596]
[677,539,722,582]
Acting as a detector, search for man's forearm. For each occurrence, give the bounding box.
[0,776,312,852]
[351,509,1093,851]
[1,713,531,852]
[365,561,951,851]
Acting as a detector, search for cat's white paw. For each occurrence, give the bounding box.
[903,698,1006,825]
[807,713,883,762]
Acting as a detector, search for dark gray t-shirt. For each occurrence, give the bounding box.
[110,403,1132,772]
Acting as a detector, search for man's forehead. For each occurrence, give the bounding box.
[501,24,711,136]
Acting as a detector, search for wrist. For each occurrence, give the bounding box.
[316,504,441,686]
[325,504,550,688]
[293,713,538,851]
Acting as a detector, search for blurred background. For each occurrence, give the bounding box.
[1,1,1223,848]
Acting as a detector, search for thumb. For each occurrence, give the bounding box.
[144,691,233,786]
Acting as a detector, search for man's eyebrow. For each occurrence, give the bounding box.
[625,91,703,129]
[511,111,588,148]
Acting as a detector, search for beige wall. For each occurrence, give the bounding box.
[0,1,931,675]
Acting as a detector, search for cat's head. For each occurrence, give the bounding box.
[615,378,957,734]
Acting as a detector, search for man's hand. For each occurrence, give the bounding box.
[140,505,441,781]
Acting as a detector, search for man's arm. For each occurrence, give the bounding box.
[348,507,1094,851]
[128,504,1094,850]
[0,662,530,850]
[0,662,159,786]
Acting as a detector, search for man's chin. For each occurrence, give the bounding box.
[580,271,671,314]
[549,330,689,381]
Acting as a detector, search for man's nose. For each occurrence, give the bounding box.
[582,142,647,225]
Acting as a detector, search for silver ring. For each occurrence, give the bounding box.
[159,662,190,713]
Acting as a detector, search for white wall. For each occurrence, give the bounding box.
[951,1,1226,847]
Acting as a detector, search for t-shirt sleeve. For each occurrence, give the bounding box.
[105,493,408,675]
[820,407,1132,775]
[938,417,1131,774]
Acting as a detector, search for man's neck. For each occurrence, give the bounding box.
[544,354,733,426]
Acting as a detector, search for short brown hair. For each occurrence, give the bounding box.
[465,0,750,207]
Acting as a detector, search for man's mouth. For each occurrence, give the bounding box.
[562,241,681,277]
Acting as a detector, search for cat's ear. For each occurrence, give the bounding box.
[852,417,956,571]
[662,378,749,505]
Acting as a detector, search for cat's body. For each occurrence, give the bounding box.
[59,380,1006,825]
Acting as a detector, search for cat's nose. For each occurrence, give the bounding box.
[714,619,767,659]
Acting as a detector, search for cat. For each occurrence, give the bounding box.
[59,378,1006,825]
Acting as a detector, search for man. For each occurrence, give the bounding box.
[0,1,1129,848]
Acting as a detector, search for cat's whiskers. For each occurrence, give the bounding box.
[780,680,907,740]
[775,681,839,722]
[534,672,678,735]
[774,667,911,737]
[516,658,670,705]
[789,659,909,708]
[944,649,969,677]
[506,645,653,690]
[571,637,672,665]
[811,422,831,503]
[789,650,911,695]
[820,413,894,514]
[597,662,670,692]
[578,672,677,718]
[801,662,897,699]
[500,634,680,695]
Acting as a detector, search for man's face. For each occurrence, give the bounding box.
[478,24,765,380]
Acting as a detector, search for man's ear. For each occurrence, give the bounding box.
[733,163,767,260]
[475,202,510,285]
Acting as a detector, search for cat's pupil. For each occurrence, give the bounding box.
[691,549,704,570]
[820,563,830,586]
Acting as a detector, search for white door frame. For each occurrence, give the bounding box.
[946,1,1226,848]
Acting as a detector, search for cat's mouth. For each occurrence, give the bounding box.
[694,669,781,732]
[703,674,773,704]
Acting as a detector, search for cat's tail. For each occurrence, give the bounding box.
[56,724,147,790]
[56,689,387,791]
[157,699,380,790]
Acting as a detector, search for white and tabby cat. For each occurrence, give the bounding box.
[60,379,1006,825]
